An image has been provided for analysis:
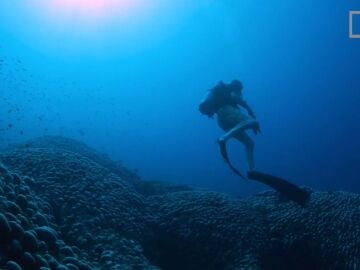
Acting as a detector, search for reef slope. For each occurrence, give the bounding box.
[0,136,359,270]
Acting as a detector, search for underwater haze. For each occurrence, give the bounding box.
[1,0,360,197]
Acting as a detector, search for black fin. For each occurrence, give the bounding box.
[247,170,310,207]
[218,140,245,179]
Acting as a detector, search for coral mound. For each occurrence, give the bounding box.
[0,136,359,270]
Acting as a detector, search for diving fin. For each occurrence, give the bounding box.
[217,140,309,206]
[218,139,245,179]
[247,170,310,207]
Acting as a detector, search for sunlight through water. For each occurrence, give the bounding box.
[21,0,169,56]
[50,0,140,19]
[44,0,147,24]
[0,0,198,57]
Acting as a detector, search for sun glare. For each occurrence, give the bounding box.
[47,0,142,21]
[20,0,185,55]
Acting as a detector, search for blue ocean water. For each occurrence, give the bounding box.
[1,0,360,198]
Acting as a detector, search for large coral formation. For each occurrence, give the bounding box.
[0,136,359,269]
[0,162,92,270]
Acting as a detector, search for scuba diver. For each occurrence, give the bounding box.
[199,80,310,207]
[199,79,260,171]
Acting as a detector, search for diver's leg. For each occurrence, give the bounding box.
[219,119,259,142]
[235,131,255,171]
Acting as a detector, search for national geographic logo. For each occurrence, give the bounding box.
[349,11,360,38]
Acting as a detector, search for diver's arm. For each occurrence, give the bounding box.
[235,96,256,118]
[239,98,261,134]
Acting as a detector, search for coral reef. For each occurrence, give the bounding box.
[0,136,359,269]
[0,161,92,270]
